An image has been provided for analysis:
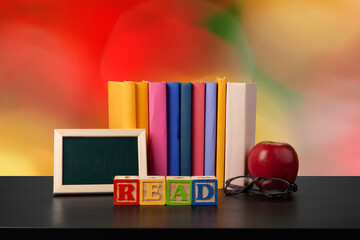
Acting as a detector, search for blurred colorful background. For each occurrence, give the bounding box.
[1,0,360,176]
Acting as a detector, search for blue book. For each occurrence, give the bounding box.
[180,82,192,176]
[166,82,181,176]
[204,82,217,176]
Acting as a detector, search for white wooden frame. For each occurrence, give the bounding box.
[53,129,147,195]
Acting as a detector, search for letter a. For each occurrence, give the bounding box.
[171,184,188,201]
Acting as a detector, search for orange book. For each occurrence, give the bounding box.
[216,77,227,189]
[135,81,149,142]
[108,81,136,129]
[108,81,148,134]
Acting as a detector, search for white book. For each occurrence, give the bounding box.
[224,82,257,187]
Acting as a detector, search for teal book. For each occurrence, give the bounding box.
[166,82,181,176]
[180,82,192,176]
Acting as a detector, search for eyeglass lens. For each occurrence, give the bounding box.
[226,176,255,194]
[260,178,291,195]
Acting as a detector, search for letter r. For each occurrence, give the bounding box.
[117,183,135,201]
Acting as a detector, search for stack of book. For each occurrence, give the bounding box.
[108,77,257,188]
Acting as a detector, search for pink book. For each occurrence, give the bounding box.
[191,82,205,176]
[148,82,167,176]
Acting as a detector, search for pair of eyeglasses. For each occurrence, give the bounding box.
[225,176,298,199]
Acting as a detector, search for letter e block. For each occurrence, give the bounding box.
[113,176,140,205]
[166,176,192,205]
[140,176,166,205]
[191,176,218,205]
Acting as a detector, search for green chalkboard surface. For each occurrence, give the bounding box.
[62,137,138,185]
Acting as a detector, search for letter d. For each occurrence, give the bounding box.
[196,184,214,200]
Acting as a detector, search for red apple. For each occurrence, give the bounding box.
[247,141,299,191]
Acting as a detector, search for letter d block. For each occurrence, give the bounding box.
[166,177,192,205]
[113,176,140,205]
[140,176,166,205]
[191,176,218,205]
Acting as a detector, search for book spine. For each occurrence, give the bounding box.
[244,83,257,176]
[135,81,149,163]
[191,82,205,176]
[180,83,192,176]
[108,81,136,129]
[135,81,149,141]
[216,77,227,189]
[224,82,257,186]
[149,82,167,176]
[166,82,181,176]
[204,82,217,176]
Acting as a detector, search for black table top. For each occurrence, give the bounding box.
[0,176,359,237]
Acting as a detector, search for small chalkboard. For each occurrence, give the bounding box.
[53,129,147,195]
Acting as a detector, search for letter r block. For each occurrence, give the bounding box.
[166,176,192,205]
[191,176,218,205]
[113,176,140,205]
[140,176,166,205]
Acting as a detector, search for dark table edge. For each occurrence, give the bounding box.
[1,227,359,240]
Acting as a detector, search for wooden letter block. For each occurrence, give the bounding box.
[166,176,192,205]
[191,176,218,206]
[140,176,166,205]
[113,176,140,205]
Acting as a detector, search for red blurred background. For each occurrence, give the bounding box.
[1,0,360,176]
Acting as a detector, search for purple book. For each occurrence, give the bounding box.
[204,82,216,176]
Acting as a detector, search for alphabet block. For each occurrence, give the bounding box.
[191,176,218,205]
[140,176,166,205]
[166,176,192,205]
[113,176,140,205]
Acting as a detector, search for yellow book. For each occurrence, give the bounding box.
[135,81,149,142]
[216,77,227,189]
[108,81,136,129]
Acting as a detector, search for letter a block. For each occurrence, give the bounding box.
[191,176,218,205]
[166,176,192,205]
[113,176,140,205]
[140,176,166,205]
